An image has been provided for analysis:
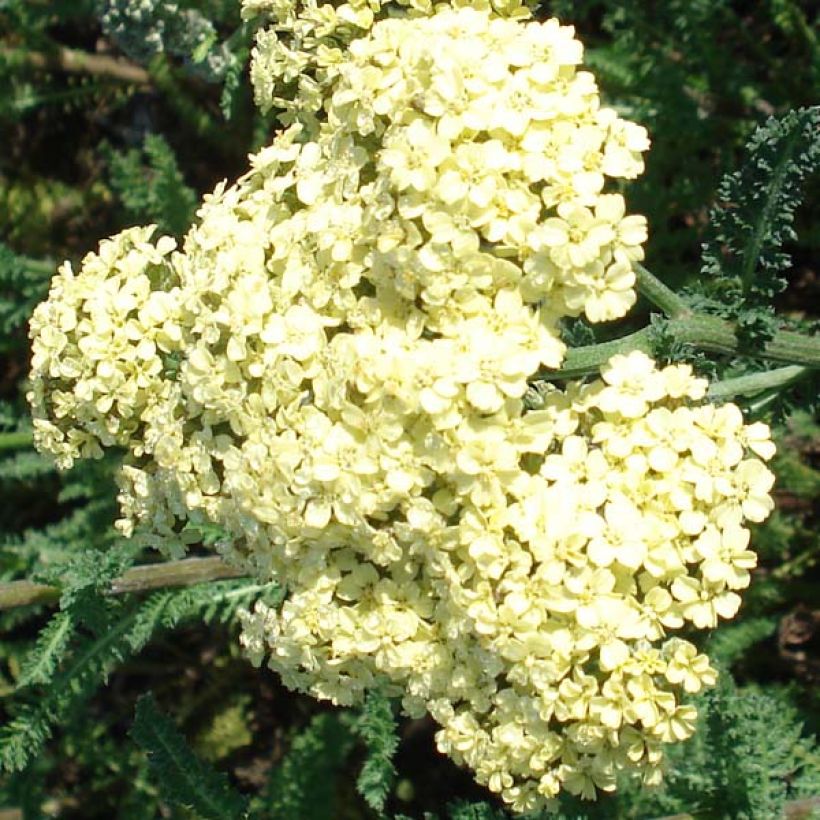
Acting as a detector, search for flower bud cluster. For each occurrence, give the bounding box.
[27,0,775,810]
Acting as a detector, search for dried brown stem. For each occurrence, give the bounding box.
[3,46,150,85]
[0,556,247,611]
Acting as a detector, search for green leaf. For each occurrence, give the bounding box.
[0,243,52,341]
[697,675,818,818]
[106,133,197,236]
[45,541,140,613]
[15,611,75,688]
[609,670,820,818]
[256,712,354,820]
[701,106,820,343]
[353,690,399,813]
[131,694,249,820]
[705,617,778,667]
[0,579,277,772]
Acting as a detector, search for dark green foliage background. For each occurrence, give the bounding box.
[0,1,818,818]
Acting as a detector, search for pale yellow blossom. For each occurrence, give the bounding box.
[26,1,776,811]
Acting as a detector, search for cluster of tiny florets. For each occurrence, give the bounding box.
[28,227,183,468]
[26,0,776,811]
[238,350,774,809]
[244,0,535,122]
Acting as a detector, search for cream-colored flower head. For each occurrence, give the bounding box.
[27,1,774,812]
[243,0,535,120]
[247,2,650,321]
[27,226,184,469]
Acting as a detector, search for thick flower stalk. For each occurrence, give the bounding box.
[27,0,776,811]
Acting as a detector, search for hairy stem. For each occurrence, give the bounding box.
[0,557,248,611]
[552,313,820,380]
[634,263,691,318]
[706,365,809,400]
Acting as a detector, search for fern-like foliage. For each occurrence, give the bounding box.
[696,677,820,818]
[700,106,820,341]
[705,616,778,667]
[0,493,115,580]
[106,133,197,236]
[131,693,249,819]
[0,578,279,772]
[0,244,51,344]
[253,711,354,819]
[603,670,820,820]
[353,690,400,813]
[96,0,254,121]
[14,612,75,688]
[41,540,140,611]
[447,801,508,820]
[0,450,55,484]
[218,23,255,121]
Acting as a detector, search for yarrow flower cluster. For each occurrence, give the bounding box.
[27,0,776,811]
[244,0,534,123]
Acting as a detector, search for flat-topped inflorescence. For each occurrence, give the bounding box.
[26,0,775,811]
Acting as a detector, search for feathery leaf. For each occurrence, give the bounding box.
[0,579,278,772]
[701,106,820,341]
[131,693,249,820]
[15,611,75,688]
[256,712,354,820]
[353,690,399,812]
[106,133,197,236]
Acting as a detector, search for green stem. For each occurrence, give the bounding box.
[706,365,809,400]
[635,263,691,318]
[671,316,820,365]
[552,328,654,379]
[632,264,820,365]
[552,314,820,380]
[0,431,34,453]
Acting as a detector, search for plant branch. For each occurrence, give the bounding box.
[552,327,655,379]
[551,263,818,378]
[551,311,820,380]
[1,46,150,85]
[706,365,809,400]
[0,557,248,611]
[635,262,692,318]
